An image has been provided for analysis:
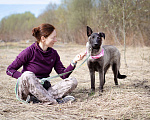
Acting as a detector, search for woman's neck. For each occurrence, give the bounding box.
[39,42,48,51]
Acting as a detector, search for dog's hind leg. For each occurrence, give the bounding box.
[112,63,119,85]
[104,64,110,84]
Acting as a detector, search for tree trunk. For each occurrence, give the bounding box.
[123,0,127,67]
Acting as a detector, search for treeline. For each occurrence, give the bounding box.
[0,12,36,42]
[0,0,150,46]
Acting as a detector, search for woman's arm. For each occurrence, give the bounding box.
[54,53,74,79]
[6,48,32,79]
[54,52,86,79]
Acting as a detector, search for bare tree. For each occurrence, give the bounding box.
[122,0,127,67]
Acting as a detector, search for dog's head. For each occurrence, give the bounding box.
[87,26,105,49]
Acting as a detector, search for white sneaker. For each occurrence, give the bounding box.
[56,95,75,104]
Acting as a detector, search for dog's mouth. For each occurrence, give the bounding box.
[92,44,100,49]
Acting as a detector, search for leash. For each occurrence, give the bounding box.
[40,54,90,83]
[15,55,90,103]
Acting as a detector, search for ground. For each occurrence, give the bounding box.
[0,41,150,120]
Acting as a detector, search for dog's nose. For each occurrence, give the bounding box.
[93,43,99,48]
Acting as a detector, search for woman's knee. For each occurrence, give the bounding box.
[21,71,35,80]
[69,77,78,88]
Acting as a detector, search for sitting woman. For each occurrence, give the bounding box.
[6,23,86,105]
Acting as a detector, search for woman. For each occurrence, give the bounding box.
[6,23,86,104]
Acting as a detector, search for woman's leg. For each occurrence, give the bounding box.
[48,77,78,99]
[17,71,57,104]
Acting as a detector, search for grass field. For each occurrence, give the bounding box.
[0,41,150,120]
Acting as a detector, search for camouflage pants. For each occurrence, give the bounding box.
[17,71,78,104]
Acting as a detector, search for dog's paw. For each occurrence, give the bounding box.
[99,89,103,96]
[99,92,103,96]
[88,90,95,96]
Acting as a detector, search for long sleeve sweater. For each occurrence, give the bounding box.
[6,42,75,79]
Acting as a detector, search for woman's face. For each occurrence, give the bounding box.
[45,30,57,48]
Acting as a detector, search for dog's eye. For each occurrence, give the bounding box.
[92,36,95,39]
[97,37,100,39]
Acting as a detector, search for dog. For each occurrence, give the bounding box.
[86,26,127,94]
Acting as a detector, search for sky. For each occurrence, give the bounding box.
[0,0,61,21]
[0,0,61,4]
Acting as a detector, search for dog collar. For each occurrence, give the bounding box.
[86,48,104,59]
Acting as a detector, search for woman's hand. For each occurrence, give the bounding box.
[73,52,86,63]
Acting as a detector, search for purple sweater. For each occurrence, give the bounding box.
[6,42,75,79]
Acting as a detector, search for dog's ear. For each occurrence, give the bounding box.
[99,32,105,40]
[87,26,93,37]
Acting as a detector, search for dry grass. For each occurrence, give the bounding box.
[0,41,150,120]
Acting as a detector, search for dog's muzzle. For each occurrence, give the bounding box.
[93,44,100,49]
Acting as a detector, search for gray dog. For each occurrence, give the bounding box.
[86,26,126,94]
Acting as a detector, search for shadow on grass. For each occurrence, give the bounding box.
[70,87,102,102]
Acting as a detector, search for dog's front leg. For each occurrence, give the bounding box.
[90,70,95,92]
[99,69,104,93]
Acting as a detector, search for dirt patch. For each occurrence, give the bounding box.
[0,42,150,119]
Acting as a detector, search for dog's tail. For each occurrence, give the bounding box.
[117,71,127,79]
